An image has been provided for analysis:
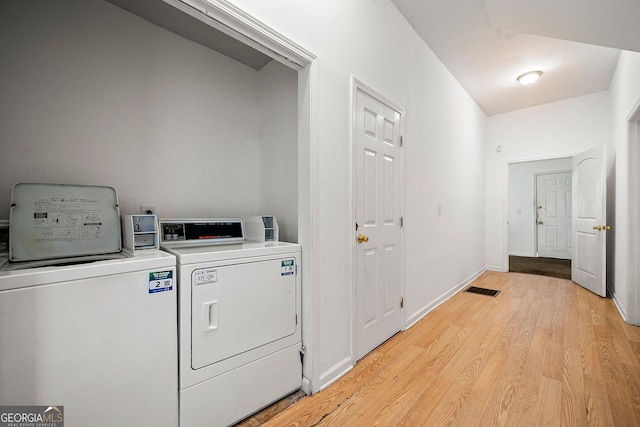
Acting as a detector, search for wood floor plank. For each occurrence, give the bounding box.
[241,272,640,427]
[622,321,640,343]
[317,345,428,426]
[561,348,587,427]
[543,342,564,382]
[404,346,484,426]
[538,376,563,427]
[584,373,616,426]
[256,349,391,427]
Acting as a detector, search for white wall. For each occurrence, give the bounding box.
[1,0,489,392]
[226,0,487,389]
[0,1,298,231]
[508,158,571,257]
[486,91,610,271]
[609,50,640,325]
[257,61,299,243]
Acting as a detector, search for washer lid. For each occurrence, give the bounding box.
[9,183,121,262]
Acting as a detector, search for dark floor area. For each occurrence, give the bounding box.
[509,255,571,279]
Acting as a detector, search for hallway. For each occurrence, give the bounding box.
[241,271,640,426]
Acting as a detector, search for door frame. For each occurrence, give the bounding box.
[350,77,405,365]
[626,98,640,325]
[534,169,572,258]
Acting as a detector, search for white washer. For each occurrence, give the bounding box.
[163,241,302,427]
[0,250,178,427]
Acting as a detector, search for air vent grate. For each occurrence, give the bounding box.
[464,286,500,297]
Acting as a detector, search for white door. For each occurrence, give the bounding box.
[354,86,402,360]
[536,171,572,259]
[572,145,608,297]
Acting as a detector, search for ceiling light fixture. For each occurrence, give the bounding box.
[517,70,542,86]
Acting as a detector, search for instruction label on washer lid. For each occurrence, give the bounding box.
[281,260,295,276]
[149,271,173,293]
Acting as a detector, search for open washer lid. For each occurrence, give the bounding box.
[9,183,122,262]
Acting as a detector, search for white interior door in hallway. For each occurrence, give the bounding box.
[572,145,608,297]
[536,171,572,259]
[354,84,403,361]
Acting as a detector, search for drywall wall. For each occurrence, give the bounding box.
[609,50,640,325]
[0,0,298,232]
[257,61,299,243]
[226,0,487,389]
[486,91,610,271]
[0,0,488,392]
[508,157,572,257]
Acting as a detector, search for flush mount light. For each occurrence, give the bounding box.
[517,70,542,85]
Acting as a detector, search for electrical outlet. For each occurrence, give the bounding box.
[141,205,155,215]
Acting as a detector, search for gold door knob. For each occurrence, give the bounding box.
[604,225,611,230]
[593,225,602,230]
[357,234,369,243]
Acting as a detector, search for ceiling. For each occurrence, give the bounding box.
[105,0,272,70]
[391,0,640,116]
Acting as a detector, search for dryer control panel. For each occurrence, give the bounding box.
[159,219,244,247]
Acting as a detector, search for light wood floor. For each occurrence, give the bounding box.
[239,271,640,426]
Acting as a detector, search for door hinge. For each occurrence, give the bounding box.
[400,216,404,227]
[299,345,306,364]
[295,314,298,325]
[400,135,404,147]
[400,297,404,308]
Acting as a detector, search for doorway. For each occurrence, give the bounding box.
[508,158,572,278]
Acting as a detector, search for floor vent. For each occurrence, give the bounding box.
[464,286,500,297]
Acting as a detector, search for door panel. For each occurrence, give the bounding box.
[355,87,402,360]
[384,155,396,223]
[572,145,607,297]
[383,244,397,315]
[536,171,571,259]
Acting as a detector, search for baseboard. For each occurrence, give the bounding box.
[317,355,353,392]
[486,264,507,272]
[403,267,485,330]
[301,376,312,395]
[609,285,629,322]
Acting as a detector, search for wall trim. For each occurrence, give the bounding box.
[625,95,640,326]
[610,283,629,322]
[168,0,315,69]
[403,267,486,330]
[317,356,354,391]
[486,264,507,272]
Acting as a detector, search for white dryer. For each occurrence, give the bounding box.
[160,219,302,427]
